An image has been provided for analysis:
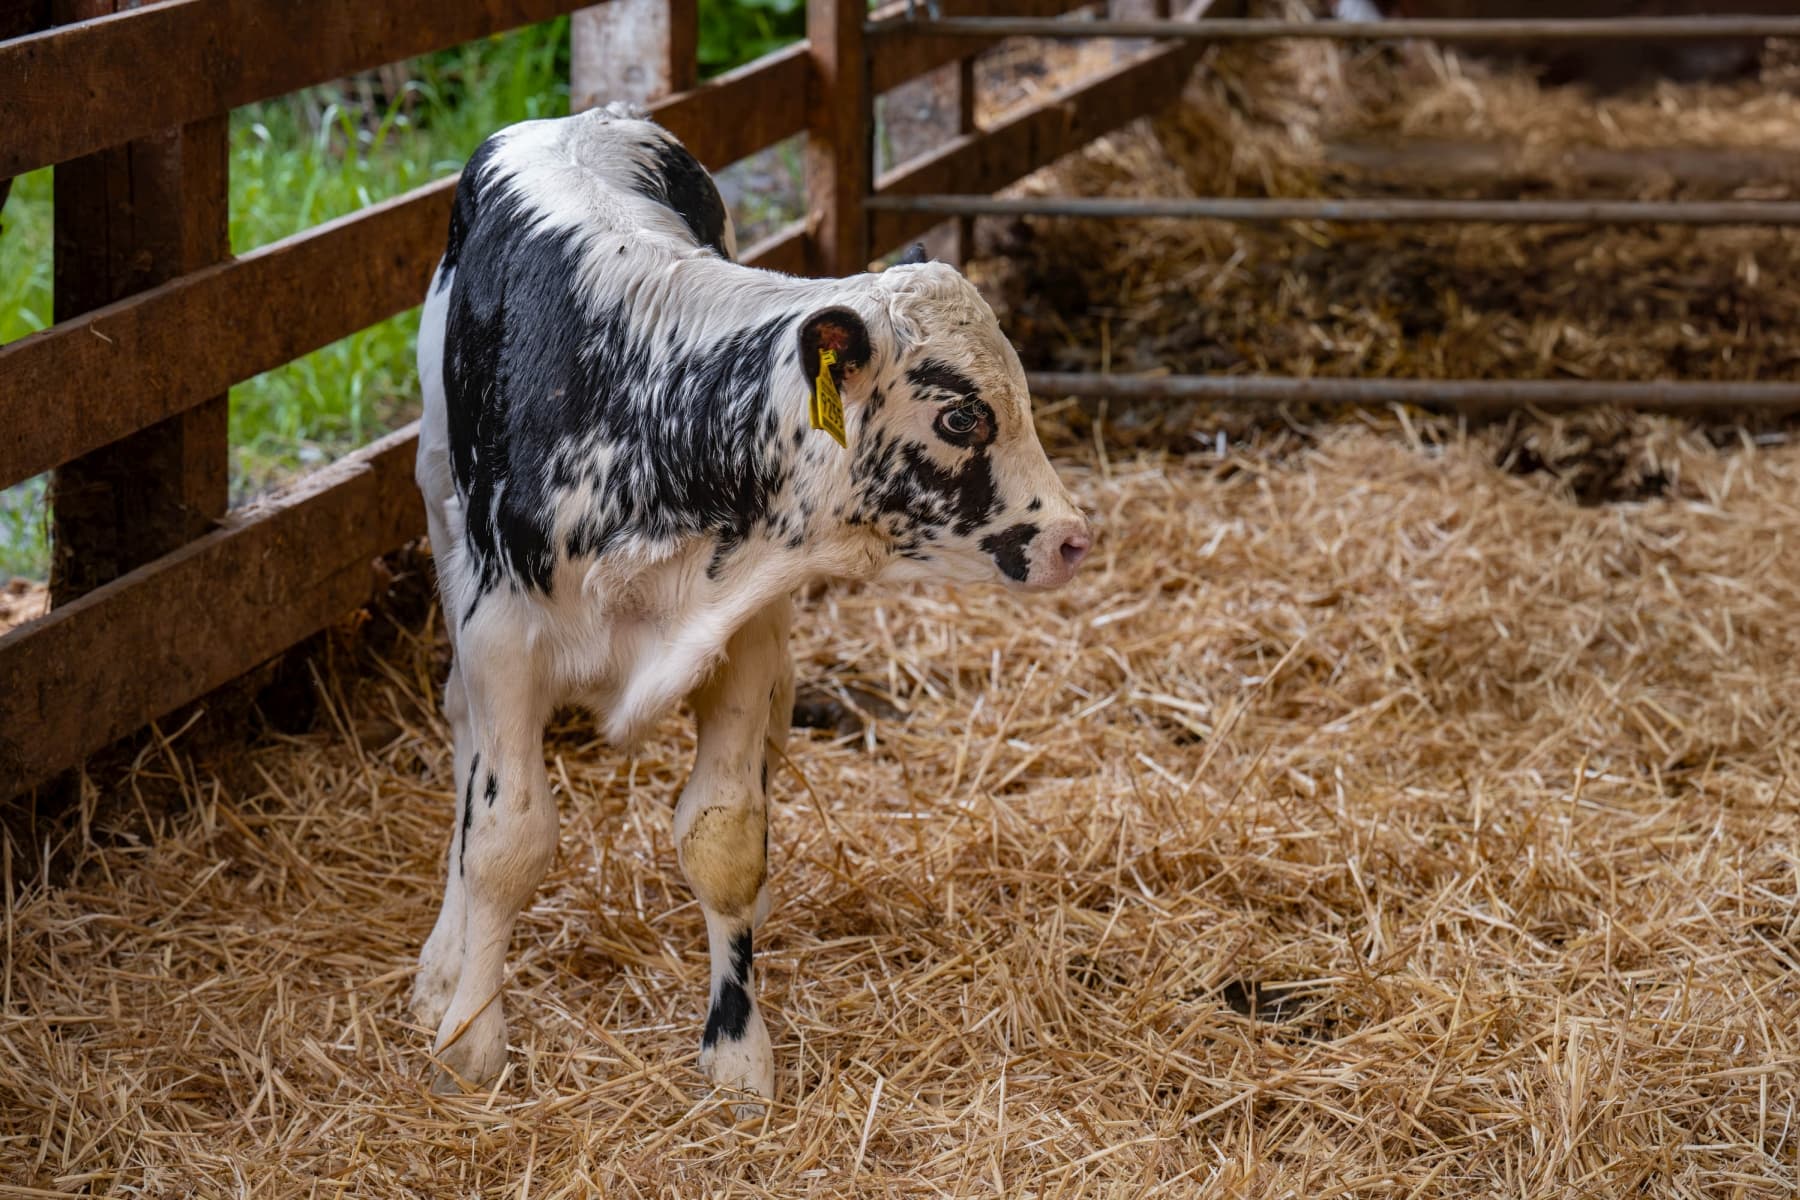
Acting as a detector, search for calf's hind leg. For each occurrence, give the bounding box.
[676,601,792,1102]
[428,632,557,1092]
[412,659,474,1029]
[412,463,471,1027]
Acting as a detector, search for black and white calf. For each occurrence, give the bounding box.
[411,104,1092,1100]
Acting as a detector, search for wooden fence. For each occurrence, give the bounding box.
[0,0,1205,796]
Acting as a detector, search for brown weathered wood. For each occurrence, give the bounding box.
[0,0,50,36]
[0,425,423,798]
[869,39,1200,254]
[883,55,976,264]
[652,43,809,170]
[868,0,1096,94]
[570,0,696,111]
[666,0,698,91]
[0,52,809,493]
[0,0,599,178]
[1,179,454,493]
[806,0,870,276]
[48,0,230,605]
[950,53,978,263]
[0,0,47,208]
[740,221,808,275]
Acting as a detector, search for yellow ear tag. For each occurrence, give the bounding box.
[811,348,847,448]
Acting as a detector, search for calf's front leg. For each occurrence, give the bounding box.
[676,599,792,1103]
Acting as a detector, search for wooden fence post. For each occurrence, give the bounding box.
[47,0,229,605]
[0,1,50,216]
[806,0,870,276]
[952,53,977,263]
[571,0,698,112]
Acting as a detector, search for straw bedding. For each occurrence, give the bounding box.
[6,22,1800,1199]
[980,13,1800,390]
[4,408,1797,1195]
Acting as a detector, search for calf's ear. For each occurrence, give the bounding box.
[798,306,873,389]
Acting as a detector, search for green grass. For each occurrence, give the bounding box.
[0,167,53,577]
[224,21,570,498]
[698,0,803,74]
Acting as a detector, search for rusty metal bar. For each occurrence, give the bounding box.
[1024,373,1800,414]
[870,39,1201,255]
[866,194,1800,226]
[866,15,1800,42]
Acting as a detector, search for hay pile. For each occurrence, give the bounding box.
[4,410,1798,1194]
[977,6,1800,394]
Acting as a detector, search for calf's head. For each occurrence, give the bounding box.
[799,256,1091,591]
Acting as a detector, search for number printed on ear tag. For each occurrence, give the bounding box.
[812,347,846,448]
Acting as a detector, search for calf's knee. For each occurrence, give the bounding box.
[462,789,558,904]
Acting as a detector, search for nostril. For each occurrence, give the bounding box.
[1060,533,1091,568]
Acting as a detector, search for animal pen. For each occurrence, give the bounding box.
[3,0,1800,1194]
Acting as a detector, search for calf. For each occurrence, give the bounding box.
[411,104,1092,1101]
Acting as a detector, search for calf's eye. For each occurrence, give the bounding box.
[932,400,995,446]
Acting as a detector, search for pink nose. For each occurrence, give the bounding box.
[1060,532,1091,570]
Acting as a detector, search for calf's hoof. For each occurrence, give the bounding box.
[430,1004,508,1093]
[409,960,458,1030]
[699,1005,775,1117]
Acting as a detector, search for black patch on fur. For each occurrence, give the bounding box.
[981,522,1038,582]
[632,135,731,259]
[703,980,752,1047]
[906,361,978,404]
[441,143,801,602]
[440,137,502,283]
[441,139,561,600]
[1027,497,1043,513]
[707,534,741,581]
[854,426,1000,540]
[729,929,754,985]
[852,358,1008,541]
[559,308,796,559]
[459,751,482,873]
[484,772,498,808]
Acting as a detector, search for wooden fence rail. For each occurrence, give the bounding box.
[0,0,602,178]
[0,0,1199,796]
[0,54,811,495]
[2,183,453,494]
